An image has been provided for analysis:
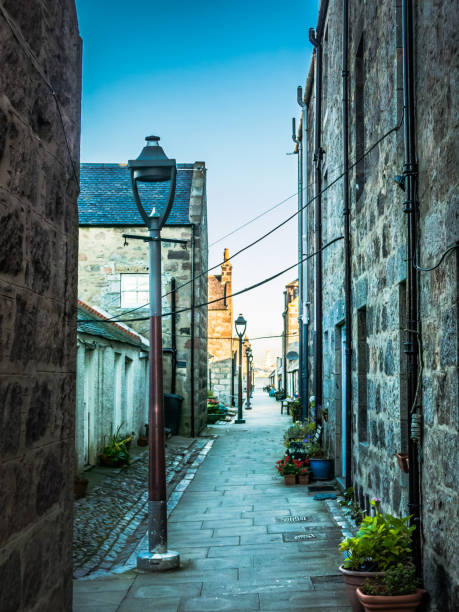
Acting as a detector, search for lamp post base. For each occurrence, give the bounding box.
[234,418,246,424]
[137,550,180,571]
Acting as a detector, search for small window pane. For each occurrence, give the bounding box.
[138,276,149,290]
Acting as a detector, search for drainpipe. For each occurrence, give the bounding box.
[303,55,315,421]
[342,0,352,489]
[171,278,177,394]
[190,227,196,437]
[402,0,421,574]
[231,343,235,406]
[309,23,324,423]
[295,90,307,422]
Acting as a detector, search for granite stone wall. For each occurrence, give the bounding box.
[304,1,458,609]
[208,249,234,405]
[0,1,81,610]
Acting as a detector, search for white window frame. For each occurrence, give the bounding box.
[120,273,149,308]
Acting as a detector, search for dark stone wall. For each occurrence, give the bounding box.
[0,1,81,611]
[304,1,458,609]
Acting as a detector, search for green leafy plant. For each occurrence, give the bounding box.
[338,487,365,526]
[289,399,301,422]
[360,563,419,596]
[304,441,326,458]
[101,424,132,465]
[339,499,415,571]
[283,420,316,447]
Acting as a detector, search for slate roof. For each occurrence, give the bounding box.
[77,300,149,349]
[78,163,195,226]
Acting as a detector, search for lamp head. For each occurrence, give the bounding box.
[234,314,247,339]
[128,135,176,183]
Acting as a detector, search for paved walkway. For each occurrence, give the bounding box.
[74,392,351,611]
[74,437,210,576]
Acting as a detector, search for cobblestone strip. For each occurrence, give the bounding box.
[73,437,214,578]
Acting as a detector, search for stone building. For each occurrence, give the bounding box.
[76,301,149,471]
[0,2,81,610]
[284,279,300,396]
[301,1,458,609]
[78,162,208,436]
[207,248,236,404]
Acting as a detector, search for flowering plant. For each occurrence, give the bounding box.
[275,456,299,475]
[276,456,310,476]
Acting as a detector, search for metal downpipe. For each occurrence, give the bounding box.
[402,0,422,575]
[342,0,353,489]
[309,27,323,422]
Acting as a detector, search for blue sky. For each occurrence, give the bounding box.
[76,0,319,365]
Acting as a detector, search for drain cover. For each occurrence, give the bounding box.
[276,515,311,523]
[282,532,317,542]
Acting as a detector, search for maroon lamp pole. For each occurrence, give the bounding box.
[127,135,179,571]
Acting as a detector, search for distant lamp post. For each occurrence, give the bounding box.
[234,314,247,424]
[245,347,252,410]
[249,354,254,397]
[128,135,179,571]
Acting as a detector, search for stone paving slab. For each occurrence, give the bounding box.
[73,393,352,611]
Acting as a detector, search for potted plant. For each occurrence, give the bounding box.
[207,402,228,424]
[356,563,425,611]
[283,420,316,447]
[289,398,301,422]
[395,452,409,473]
[297,459,310,484]
[275,456,299,485]
[99,425,132,467]
[339,499,416,612]
[305,441,332,480]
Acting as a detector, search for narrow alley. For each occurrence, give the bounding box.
[74,392,351,611]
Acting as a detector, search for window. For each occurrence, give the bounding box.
[120,274,149,308]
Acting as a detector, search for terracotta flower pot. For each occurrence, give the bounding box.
[284,474,296,485]
[298,473,310,484]
[137,436,148,447]
[356,587,426,612]
[339,565,385,612]
[395,453,410,473]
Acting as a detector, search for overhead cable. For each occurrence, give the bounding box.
[77,235,344,325]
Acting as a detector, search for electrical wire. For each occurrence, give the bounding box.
[413,240,458,272]
[0,4,80,188]
[77,235,344,325]
[162,117,403,300]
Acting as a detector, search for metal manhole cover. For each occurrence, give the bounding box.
[276,515,311,523]
[283,532,317,542]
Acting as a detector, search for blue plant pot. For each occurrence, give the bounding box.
[309,459,332,480]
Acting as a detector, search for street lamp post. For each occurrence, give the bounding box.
[245,347,252,410]
[127,135,180,571]
[249,354,254,397]
[234,314,247,424]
